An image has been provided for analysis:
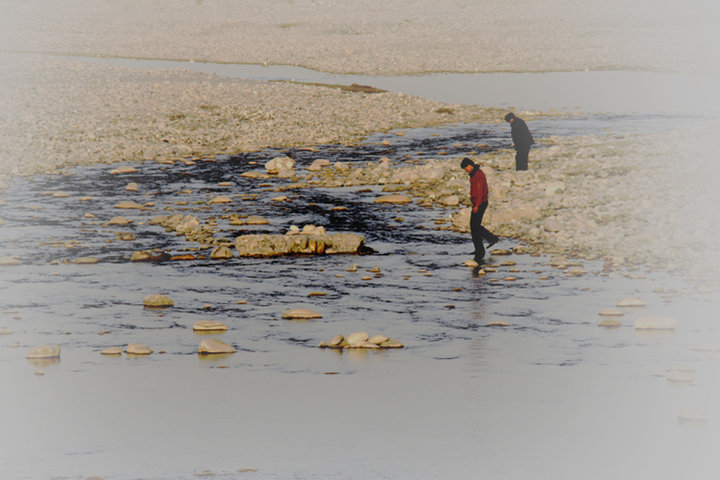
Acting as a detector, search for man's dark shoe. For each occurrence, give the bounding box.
[486,237,499,249]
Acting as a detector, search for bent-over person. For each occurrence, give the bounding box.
[460,157,499,262]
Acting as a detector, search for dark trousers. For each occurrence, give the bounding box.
[515,146,530,171]
[470,202,498,260]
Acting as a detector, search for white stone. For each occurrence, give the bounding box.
[26,345,61,359]
[281,308,322,319]
[346,332,369,346]
[143,294,174,308]
[617,297,645,307]
[193,320,228,332]
[265,156,295,173]
[126,343,153,355]
[198,339,236,354]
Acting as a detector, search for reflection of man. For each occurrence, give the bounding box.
[505,112,534,171]
[460,158,499,262]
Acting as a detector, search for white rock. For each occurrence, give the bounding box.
[346,332,369,346]
[368,334,389,345]
[101,347,123,356]
[198,339,236,354]
[281,308,322,319]
[265,156,295,173]
[126,343,153,355]
[617,297,645,307]
[26,345,61,359]
[142,294,174,308]
[193,320,228,332]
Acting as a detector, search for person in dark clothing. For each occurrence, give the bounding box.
[460,157,499,262]
[504,112,534,171]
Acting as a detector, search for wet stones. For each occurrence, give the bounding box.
[26,345,61,359]
[107,216,132,226]
[0,256,22,266]
[130,250,171,262]
[373,194,412,205]
[617,297,645,307]
[193,320,228,332]
[198,339,236,355]
[101,347,123,356]
[210,246,234,259]
[114,200,144,209]
[126,343,153,355]
[208,195,232,204]
[265,156,295,175]
[319,332,404,349]
[235,232,365,257]
[142,294,174,309]
[73,257,100,264]
[281,308,322,320]
[110,166,137,175]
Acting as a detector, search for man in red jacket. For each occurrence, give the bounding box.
[461,157,499,262]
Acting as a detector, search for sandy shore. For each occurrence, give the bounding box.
[1,1,718,286]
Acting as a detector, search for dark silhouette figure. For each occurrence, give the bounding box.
[460,158,499,262]
[505,112,534,171]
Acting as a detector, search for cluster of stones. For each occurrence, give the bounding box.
[595,296,678,331]
[318,332,404,349]
[236,229,365,257]
[96,295,238,357]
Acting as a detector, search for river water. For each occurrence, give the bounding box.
[1,61,720,480]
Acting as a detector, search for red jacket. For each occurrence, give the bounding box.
[469,166,488,207]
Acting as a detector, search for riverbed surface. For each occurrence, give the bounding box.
[1,114,719,480]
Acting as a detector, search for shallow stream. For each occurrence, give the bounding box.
[2,59,720,479]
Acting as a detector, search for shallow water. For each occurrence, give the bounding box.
[77,56,720,116]
[1,120,720,479]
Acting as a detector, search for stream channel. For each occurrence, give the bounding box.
[1,59,719,480]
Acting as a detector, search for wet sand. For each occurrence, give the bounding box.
[2,2,720,479]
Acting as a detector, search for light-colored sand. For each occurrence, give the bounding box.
[1,0,717,76]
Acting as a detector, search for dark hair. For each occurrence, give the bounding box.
[504,112,516,122]
[460,157,475,169]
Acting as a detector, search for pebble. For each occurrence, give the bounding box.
[198,339,236,355]
[210,246,234,259]
[142,294,174,308]
[107,216,132,226]
[346,331,369,346]
[598,319,622,328]
[101,347,123,356]
[599,308,624,316]
[110,166,138,175]
[114,201,144,209]
[74,257,100,264]
[617,297,645,307]
[26,345,61,359]
[193,320,228,332]
[373,194,412,204]
[126,343,153,355]
[0,256,22,266]
[125,182,139,192]
[281,308,322,319]
[208,195,232,204]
